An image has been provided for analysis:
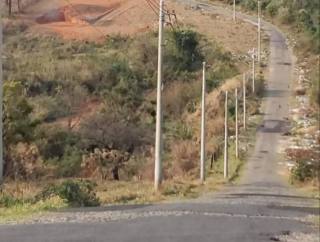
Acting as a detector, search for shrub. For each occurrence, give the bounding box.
[37,128,78,160]
[104,34,130,49]
[170,29,203,71]
[36,180,100,207]
[79,109,149,152]
[57,147,83,177]
[266,0,279,17]
[0,194,24,208]
[3,20,29,35]
[174,122,194,140]
[291,160,314,182]
[241,0,257,10]
[171,141,198,174]
[286,148,319,182]
[4,81,38,146]
[278,7,295,25]
[163,81,201,118]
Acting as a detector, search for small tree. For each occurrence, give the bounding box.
[79,109,149,180]
[5,0,12,16]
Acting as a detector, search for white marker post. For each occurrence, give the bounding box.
[235,88,239,159]
[154,0,165,191]
[200,62,206,183]
[252,48,256,93]
[224,91,228,179]
[243,73,246,130]
[257,0,261,64]
[233,0,236,21]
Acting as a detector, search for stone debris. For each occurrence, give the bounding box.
[283,58,319,172]
[2,209,310,226]
[279,232,319,242]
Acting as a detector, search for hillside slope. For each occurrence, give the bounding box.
[8,0,259,55]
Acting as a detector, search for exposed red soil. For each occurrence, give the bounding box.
[16,0,257,54]
[20,0,159,41]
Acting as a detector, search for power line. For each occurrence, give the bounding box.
[146,0,178,30]
[149,0,170,15]
[145,0,159,17]
[145,0,175,20]
[63,0,177,36]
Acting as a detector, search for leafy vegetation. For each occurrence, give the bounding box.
[36,180,100,207]
[221,0,319,52]
[2,23,238,182]
[286,148,319,183]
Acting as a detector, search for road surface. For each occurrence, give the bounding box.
[0,1,319,242]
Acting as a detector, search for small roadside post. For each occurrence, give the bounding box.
[200,62,206,183]
[224,91,228,179]
[235,88,239,159]
[243,73,246,130]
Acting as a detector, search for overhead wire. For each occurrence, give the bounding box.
[144,0,178,29]
[145,0,159,17]
[148,0,170,15]
[61,0,178,38]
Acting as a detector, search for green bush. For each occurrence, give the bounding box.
[207,63,237,91]
[169,121,194,140]
[241,0,257,10]
[3,25,239,180]
[266,0,279,17]
[4,81,38,146]
[57,147,83,177]
[170,29,203,71]
[0,194,24,208]
[291,160,315,182]
[37,128,78,160]
[36,180,100,207]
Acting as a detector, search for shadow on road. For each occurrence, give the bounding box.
[263,89,288,98]
[258,119,290,133]
[224,193,317,200]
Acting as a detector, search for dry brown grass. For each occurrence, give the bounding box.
[2,180,43,200]
[163,81,201,118]
[171,140,199,176]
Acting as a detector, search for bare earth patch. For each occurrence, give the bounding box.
[15,0,257,54]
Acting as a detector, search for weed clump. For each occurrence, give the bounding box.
[36,180,100,207]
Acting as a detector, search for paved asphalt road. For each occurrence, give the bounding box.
[1,1,319,242]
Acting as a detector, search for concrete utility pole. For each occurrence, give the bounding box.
[233,0,236,21]
[243,73,246,130]
[235,88,239,159]
[0,7,3,184]
[224,91,228,179]
[200,62,206,183]
[154,0,164,191]
[252,48,256,93]
[257,0,261,64]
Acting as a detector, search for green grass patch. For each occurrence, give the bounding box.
[0,196,67,223]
